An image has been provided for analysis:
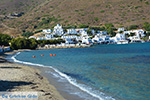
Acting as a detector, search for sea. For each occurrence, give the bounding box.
[10,43,150,100]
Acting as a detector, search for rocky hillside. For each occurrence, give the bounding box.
[0,0,150,36]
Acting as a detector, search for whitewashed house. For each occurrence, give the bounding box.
[118,27,125,32]
[67,29,77,34]
[81,31,88,37]
[110,33,128,44]
[37,37,46,40]
[91,29,95,35]
[92,34,110,44]
[75,28,88,34]
[61,35,82,42]
[96,31,107,35]
[43,29,52,33]
[124,29,145,39]
[45,34,53,40]
[61,35,77,39]
[53,24,64,36]
[65,38,74,44]
[82,37,92,44]
[92,35,103,43]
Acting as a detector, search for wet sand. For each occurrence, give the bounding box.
[0,51,65,100]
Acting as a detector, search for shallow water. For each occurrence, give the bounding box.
[14,43,150,100]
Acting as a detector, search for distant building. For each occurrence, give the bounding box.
[61,35,77,39]
[110,33,126,43]
[82,37,92,44]
[45,34,53,40]
[92,34,110,43]
[53,24,64,35]
[65,39,74,44]
[118,27,125,32]
[37,37,46,40]
[67,29,77,34]
[81,31,88,36]
[96,31,107,35]
[124,29,145,37]
[75,28,88,33]
[61,35,82,42]
[43,29,52,33]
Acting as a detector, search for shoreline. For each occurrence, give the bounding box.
[4,50,102,100]
[0,51,65,100]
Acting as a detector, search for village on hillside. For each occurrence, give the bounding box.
[1,24,150,52]
[28,24,150,48]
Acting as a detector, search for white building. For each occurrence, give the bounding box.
[37,37,46,40]
[75,28,88,34]
[118,27,125,32]
[45,34,53,40]
[81,31,88,37]
[65,39,74,44]
[53,24,64,36]
[61,35,82,42]
[61,35,77,39]
[110,33,125,43]
[82,37,92,44]
[43,29,52,33]
[96,31,107,35]
[67,29,77,34]
[124,29,145,39]
[92,33,110,43]
[91,29,95,35]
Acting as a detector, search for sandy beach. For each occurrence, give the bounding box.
[0,51,65,100]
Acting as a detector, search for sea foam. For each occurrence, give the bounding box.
[11,52,115,100]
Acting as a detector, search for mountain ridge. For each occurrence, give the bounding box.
[0,0,150,36]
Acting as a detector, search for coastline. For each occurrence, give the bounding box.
[0,51,65,100]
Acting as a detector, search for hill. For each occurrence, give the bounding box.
[0,0,150,36]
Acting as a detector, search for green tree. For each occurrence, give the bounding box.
[10,38,38,50]
[87,29,93,36]
[79,24,89,28]
[104,24,116,36]
[128,25,138,30]
[0,33,12,46]
[29,39,38,49]
[143,22,150,31]
[130,32,135,36]
[22,31,34,37]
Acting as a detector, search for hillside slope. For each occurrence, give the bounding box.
[0,0,150,36]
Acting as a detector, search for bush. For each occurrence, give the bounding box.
[143,22,150,31]
[22,31,34,37]
[130,32,136,36]
[10,38,38,50]
[128,25,138,30]
[79,24,89,28]
[37,39,65,45]
[87,29,93,36]
[0,33,12,46]
[94,17,99,22]
[100,10,105,13]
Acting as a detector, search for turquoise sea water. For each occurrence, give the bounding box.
[14,43,150,100]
